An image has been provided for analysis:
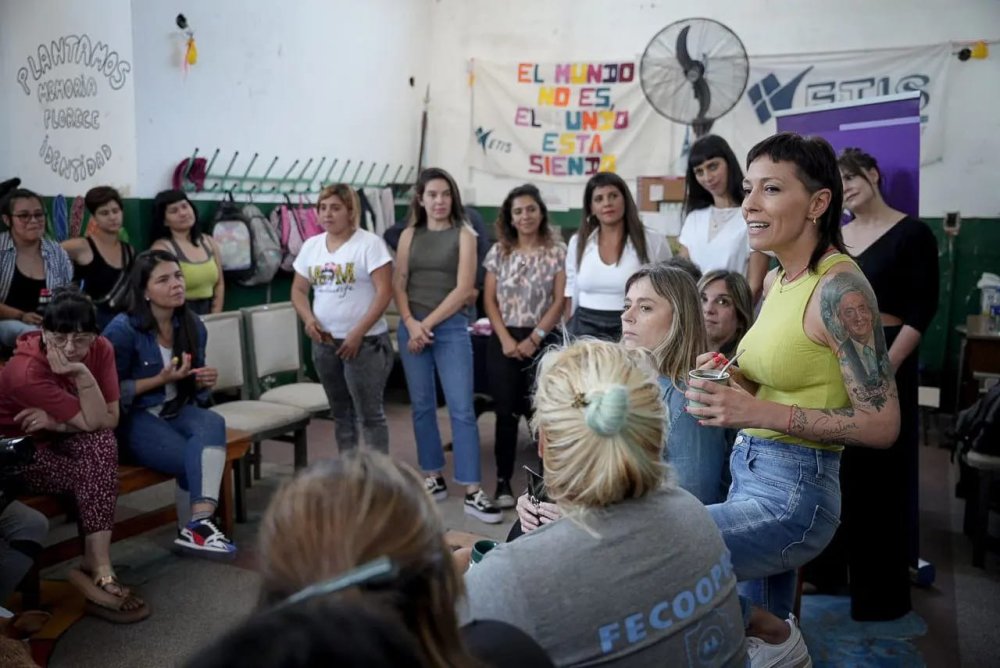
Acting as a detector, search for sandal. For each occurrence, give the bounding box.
[67,569,151,624]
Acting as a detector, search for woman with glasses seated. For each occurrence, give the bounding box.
[103,250,236,559]
[0,287,149,623]
[0,188,73,347]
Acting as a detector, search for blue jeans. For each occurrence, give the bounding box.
[708,432,841,621]
[123,404,227,505]
[0,319,38,347]
[398,313,481,485]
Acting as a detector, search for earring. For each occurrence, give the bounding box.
[811,217,818,225]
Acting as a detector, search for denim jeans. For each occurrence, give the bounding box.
[398,313,481,485]
[708,432,841,621]
[123,404,227,505]
[312,332,394,454]
[0,319,37,347]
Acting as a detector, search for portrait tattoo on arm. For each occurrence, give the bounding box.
[819,272,894,412]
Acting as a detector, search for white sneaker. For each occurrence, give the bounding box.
[746,614,812,668]
[464,489,503,524]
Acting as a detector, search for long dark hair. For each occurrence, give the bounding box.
[683,135,745,217]
[746,132,847,272]
[406,168,467,229]
[42,286,99,334]
[151,189,204,246]
[575,172,648,269]
[127,249,201,404]
[494,183,554,256]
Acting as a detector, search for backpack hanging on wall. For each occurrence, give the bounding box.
[269,194,323,272]
[211,192,255,281]
[238,202,282,286]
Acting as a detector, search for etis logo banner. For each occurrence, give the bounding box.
[467,59,671,183]
[715,43,952,168]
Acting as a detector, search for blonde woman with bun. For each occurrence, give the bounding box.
[462,340,747,665]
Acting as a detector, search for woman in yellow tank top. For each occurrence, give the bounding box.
[684,133,901,656]
[150,190,224,315]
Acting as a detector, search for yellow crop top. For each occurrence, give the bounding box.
[740,253,857,451]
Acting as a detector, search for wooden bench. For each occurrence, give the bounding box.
[17,429,251,608]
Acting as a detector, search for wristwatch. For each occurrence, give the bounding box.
[533,327,547,341]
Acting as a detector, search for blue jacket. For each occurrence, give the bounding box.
[102,311,209,413]
[659,376,735,505]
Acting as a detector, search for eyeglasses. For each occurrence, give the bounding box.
[275,556,398,610]
[47,333,98,348]
[12,212,46,223]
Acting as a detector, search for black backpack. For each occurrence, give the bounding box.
[956,383,1000,458]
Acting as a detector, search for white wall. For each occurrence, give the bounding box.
[2,0,997,217]
[130,0,431,196]
[424,0,1000,217]
[0,0,138,195]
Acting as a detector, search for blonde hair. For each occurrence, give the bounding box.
[625,263,707,387]
[316,184,361,229]
[531,340,666,514]
[257,451,475,668]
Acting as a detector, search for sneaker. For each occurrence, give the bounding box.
[174,518,238,559]
[424,474,447,501]
[494,479,516,509]
[746,614,811,668]
[464,489,503,524]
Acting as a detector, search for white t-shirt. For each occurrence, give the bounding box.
[292,228,393,338]
[678,206,751,275]
[565,229,673,312]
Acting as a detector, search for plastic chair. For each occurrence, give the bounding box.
[201,312,312,488]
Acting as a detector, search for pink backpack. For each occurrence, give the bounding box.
[269,194,324,272]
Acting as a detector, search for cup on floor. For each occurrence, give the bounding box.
[470,539,500,566]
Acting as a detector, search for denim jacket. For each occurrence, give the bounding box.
[102,311,209,413]
[659,376,735,505]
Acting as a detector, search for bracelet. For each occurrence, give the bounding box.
[787,404,798,434]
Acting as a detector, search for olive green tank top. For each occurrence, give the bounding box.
[406,225,461,318]
[741,252,857,451]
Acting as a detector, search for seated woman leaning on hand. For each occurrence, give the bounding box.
[464,339,747,665]
[102,249,236,558]
[0,287,149,623]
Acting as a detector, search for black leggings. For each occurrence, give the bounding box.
[487,328,548,481]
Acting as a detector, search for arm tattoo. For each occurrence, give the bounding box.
[819,272,893,412]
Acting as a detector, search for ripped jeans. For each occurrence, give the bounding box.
[708,432,842,621]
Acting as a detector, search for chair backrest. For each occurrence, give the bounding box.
[200,311,248,396]
[241,302,303,393]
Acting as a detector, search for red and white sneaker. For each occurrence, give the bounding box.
[175,518,238,559]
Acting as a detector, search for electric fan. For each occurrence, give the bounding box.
[639,18,749,136]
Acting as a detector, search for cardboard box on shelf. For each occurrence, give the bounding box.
[637,176,685,212]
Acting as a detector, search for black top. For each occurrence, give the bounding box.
[6,267,45,314]
[461,619,554,667]
[74,237,133,303]
[852,216,939,333]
